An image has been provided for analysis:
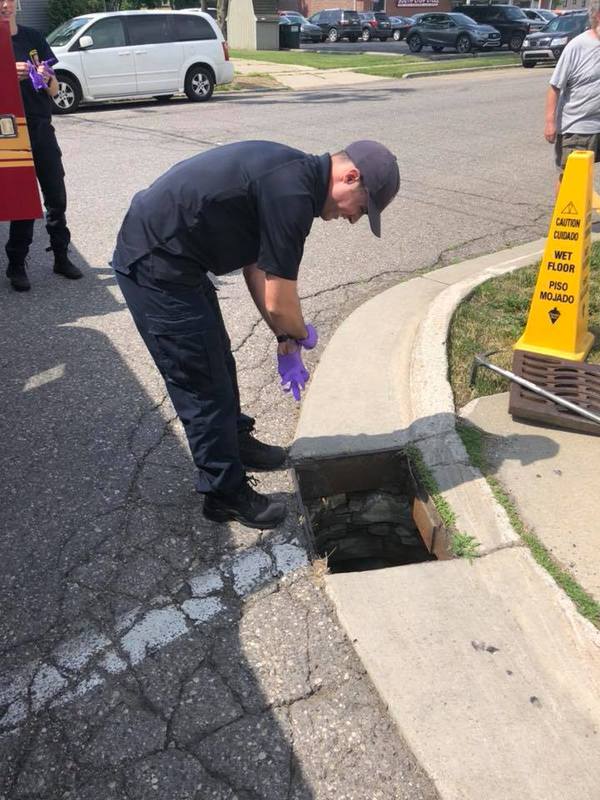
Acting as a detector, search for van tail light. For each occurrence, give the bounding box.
[222,41,230,61]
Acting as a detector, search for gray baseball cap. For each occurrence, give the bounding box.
[345,140,400,237]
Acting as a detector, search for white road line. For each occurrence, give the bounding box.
[0,542,308,733]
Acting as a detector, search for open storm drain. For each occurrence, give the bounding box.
[294,449,450,573]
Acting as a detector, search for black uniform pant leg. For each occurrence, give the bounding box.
[204,284,255,434]
[115,267,245,495]
[5,117,71,264]
[5,219,35,266]
[31,117,71,255]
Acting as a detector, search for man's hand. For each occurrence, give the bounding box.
[544,121,557,144]
[277,346,309,402]
[27,59,57,92]
[15,61,30,81]
[297,323,318,350]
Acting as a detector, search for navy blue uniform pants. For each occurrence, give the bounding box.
[5,116,71,265]
[115,258,252,495]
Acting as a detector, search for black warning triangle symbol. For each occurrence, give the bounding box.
[560,201,578,215]
[549,307,561,324]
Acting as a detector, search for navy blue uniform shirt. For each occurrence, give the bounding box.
[112,141,331,284]
[11,26,55,118]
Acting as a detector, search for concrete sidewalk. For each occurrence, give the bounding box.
[291,239,600,800]
[462,392,600,602]
[232,57,387,89]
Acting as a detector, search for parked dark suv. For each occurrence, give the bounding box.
[455,4,531,51]
[307,8,362,42]
[406,12,501,54]
[358,11,392,41]
[521,10,589,68]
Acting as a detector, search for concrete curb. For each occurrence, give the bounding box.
[408,239,547,554]
[402,62,521,79]
[292,236,600,800]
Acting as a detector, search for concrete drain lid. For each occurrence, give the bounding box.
[294,450,450,573]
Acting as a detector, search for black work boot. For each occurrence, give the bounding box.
[203,477,287,529]
[6,263,31,292]
[53,253,83,280]
[238,429,287,471]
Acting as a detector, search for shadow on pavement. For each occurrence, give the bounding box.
[69,86,415,117]
[0,228,323,798]
[224,86,415,106]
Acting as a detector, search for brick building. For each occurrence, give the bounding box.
[282,0,570,18]
[283,0,448,17]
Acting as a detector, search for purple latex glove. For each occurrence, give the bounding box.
[277,349,309,402]
[28,58,56,91]
[297,323,318,350]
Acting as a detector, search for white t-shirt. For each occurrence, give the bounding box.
[550,31,600,134]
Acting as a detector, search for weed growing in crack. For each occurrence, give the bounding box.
[450,531,480,563]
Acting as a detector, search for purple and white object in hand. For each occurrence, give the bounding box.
[28,58,57,91]
[297,323,318,350]
[277,350,309,402]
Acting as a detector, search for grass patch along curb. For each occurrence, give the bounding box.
[448,241,600,410]
[356,55,519,78]
[231,49,519,78]
[230,49,412,70]
[405,445,481,562]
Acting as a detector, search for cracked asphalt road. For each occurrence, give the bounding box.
[0,69,557,798]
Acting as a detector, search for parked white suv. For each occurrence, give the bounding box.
[46,10,234,113]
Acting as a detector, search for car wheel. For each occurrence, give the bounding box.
[509,33,524,51]
[456,34,472,53]
[392,29,401,41]
[361,27,371,41]
[154,95,173,103]
[327,27,339,42]
[432,45,443,52]
[522,60,536,68]
[52,73,82,114]
[407,34,422,53]
[184,65,214,102]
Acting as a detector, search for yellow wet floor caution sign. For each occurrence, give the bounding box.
[514,150,594,361]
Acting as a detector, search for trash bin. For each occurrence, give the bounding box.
[279,20,301,49]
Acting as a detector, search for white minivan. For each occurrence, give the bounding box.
[46,10,234,113]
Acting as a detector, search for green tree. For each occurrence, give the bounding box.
[48,0,105,29]
[47,0,229,35]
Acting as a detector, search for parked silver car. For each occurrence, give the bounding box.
[407,12,501,54]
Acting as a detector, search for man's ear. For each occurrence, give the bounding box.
[343,166,361,185]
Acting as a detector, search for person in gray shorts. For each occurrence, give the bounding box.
[544,1,600,192]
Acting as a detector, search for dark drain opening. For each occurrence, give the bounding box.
[294,449,450,573]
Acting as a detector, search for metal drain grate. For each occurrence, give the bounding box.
[509,350,600,435]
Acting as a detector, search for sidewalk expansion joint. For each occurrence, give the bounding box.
[476,539,527,559]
